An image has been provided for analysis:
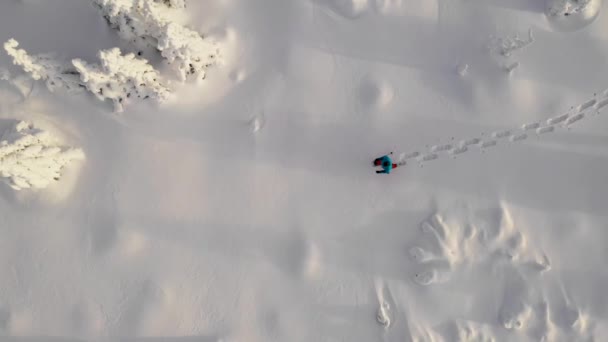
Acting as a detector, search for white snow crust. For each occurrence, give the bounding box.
[0,0,607,341]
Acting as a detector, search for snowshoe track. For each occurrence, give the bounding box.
[395,91,608,167]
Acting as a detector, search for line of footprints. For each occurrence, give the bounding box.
[397,91,608,166]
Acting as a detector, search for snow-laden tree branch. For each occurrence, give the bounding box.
[154,0,186,8]
[73,48,171,112]
[4,39,83,93]
[0,121,85,191]
[4,39,171,112]
[156,22,218,81]
[94,0,218,81]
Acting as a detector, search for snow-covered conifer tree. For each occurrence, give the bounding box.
[94,0,218,81]
[0,121,85,191]
[72,48,171,112]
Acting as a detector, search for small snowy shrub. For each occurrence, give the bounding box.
[487,29,534,58]
[156,22,218,81]
[94,0,218,81]
[4,39,83,93]
[486,29,533,73]
[546,0,593,17]
[73,48,171,112]
[0,121,85,191]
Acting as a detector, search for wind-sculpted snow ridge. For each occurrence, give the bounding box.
[0,121,84,191]
[396,91,608,168]
[404,204,598,341]
[94,0,219,81]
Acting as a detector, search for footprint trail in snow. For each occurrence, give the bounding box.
[395,91,608,167]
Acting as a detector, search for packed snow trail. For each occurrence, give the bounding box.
[395,91,608,167]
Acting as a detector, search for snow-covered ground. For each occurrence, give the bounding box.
[1,0,608,341]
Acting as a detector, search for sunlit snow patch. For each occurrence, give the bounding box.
[0,121,84,191]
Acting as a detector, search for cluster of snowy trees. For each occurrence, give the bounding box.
[0,0,220,190]
[3,0,219,112]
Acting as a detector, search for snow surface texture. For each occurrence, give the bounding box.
[0,0,608,341]
[0,121,84,190]
[94,0,218,81]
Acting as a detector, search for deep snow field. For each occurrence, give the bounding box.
[1,0,608,341]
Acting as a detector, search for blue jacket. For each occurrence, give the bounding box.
[379,155,393,174]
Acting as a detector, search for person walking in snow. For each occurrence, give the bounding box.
[373,152,399,174]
